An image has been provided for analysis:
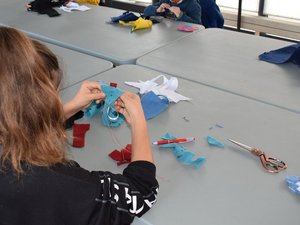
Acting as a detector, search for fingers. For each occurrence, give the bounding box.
[161,3,170,8]
[119,91,140,103]
[82,80,106,103]
[114,98,124,113]
[114,98,131,125]
[85,80,102,91]
[92,92,106,104]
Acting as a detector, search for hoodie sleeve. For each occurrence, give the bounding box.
[90,161,159,224]
[178,1,202,24]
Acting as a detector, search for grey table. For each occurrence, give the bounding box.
[61,65,300,225]
[137,28,300,114]
[37,41,113,89]
[0,0,203,65]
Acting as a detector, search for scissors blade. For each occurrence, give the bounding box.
[227,139,253,152]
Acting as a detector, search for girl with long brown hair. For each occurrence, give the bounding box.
[0,27,158,225]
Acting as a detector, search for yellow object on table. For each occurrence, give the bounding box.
[119,17,153,32]
[76,0,100,5]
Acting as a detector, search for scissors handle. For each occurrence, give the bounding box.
[252,148,287,173]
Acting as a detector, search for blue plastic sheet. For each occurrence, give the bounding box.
[159,133,206,169]
[285,176,300,196]
[207,135,224,148]
[84,84,125,127]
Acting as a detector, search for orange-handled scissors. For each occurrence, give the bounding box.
[228,139,287,173]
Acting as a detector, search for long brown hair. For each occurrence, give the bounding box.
[0,27,68,174]
[32,40,62,89]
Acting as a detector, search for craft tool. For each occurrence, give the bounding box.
[152,137,195,145]
[228,139,287,173]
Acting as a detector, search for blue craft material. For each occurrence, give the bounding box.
[111,11,139,23]
[285,176,300,196]
[207,135,224,148]
[84,84,125,127]
[141,91,169,120]
[101,84,125,127]
[259,42,300,66]
[84,101,103,118]
[159,133,206,169]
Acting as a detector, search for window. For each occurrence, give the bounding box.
[217,0,259,12]
[265,0,300,20]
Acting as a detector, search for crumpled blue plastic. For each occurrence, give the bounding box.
[84,84,125,127]
[285,176,300,196]
[84,101,103,118]
[207,135,224,148]
[259,42,300,66]
[159,133,206,169]
[141,91,169,120]
[111,11,139,23]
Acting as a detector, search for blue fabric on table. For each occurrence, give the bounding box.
[259,42,300,66]
[111,11,139,23]
[159,133,206,169]
[141,91,169,120]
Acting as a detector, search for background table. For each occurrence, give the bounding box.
[137,28,300,114]
[61,65,300,225]
[0,0,203,65]
[37,41,113,89]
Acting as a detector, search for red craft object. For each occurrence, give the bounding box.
[72,123,90,148]
[110,82,118,88]
[109,144,132,165]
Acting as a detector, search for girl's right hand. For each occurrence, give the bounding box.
[63,80,105,119]
[114,92,145,127]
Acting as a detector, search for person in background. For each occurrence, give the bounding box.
[144,0,202,25]
[0,26,158,225]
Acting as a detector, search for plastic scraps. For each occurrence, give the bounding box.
[209,123,224,130]
[285,176,300,196]
[157,133,206,169]
[111,11,139,23]
[177,24,199,32]
[259,42,300,66]
[125,75,191,103]
[109,144,132,165]
[84,83,125,127]
[207,135,224,148]
[141,91,169,120]
[119,17,153,32]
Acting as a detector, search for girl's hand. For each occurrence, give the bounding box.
[156,3,170,13]
[64,80,105,119]
[168,6,181,17]
[114,92,145,127]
